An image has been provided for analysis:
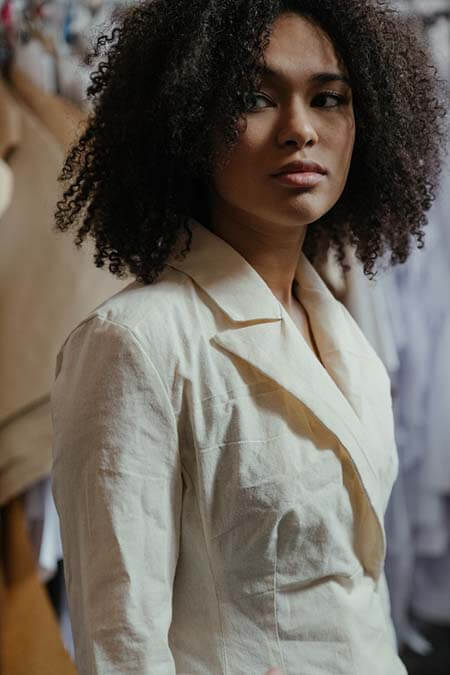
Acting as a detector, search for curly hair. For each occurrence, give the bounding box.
[54,0,449,282]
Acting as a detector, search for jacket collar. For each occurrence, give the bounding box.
[166,217,388,576]
[165,217,378,361]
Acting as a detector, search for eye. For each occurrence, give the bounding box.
[313,91,348,108]
[245,92,273,111]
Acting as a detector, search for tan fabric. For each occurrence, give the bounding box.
[0,79,22,159]
[52,217,405,674]
[0,159,13,219]
[0,399,53,507]
[0,80,128,504]
[9,64,86,151]
[0,495,76,674]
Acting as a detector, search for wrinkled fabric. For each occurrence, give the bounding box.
[51,218,406,674]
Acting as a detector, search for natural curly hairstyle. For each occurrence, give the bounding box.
[54,0,449,282]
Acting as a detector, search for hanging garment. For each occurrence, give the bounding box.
[342,246,400,378]
[24,477,75,657]
[0,159,13,218]
[14,38,57,94]
[55,42,92,106]
[418,149,450,496]
[409,149,450,625]
[0,78,127,506]
[382,145,450,642]
[0,494,76,675]
[24,477,63,584]
[52,217,405,675]
[0,79,21,159]
[9,64,86,151]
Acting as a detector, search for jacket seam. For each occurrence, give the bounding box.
[90,314,179,445]
[274,538,286,674]
[181,463,228,675]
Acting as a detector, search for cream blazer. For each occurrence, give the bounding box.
[51,218,407,675]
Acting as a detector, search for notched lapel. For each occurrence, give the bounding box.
[167,217,389,576]
[211,318,387,577]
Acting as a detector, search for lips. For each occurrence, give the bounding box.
[272,160,327,176]
[273,172,325,188]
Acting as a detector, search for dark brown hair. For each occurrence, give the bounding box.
[55,0,449,282]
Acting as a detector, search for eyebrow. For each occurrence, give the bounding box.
[257,63,351,87]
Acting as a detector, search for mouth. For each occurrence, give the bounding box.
[270,159,327,188]
[271,172,326,188]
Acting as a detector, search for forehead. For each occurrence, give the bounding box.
[262,12,348,80]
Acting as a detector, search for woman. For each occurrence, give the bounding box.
[51,1,448,673]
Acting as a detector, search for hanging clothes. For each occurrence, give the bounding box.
[0,495,77,675]
[0,158,13,217]
[344,145,450,646]
[14,37,57,93]
[342,246,401,379]
[409,148,450,625]
[9,63,86,150]
[0,75,127,506]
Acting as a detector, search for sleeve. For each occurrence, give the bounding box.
[50,315,183,674]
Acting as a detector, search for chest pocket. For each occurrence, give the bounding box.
[192,385,363,597]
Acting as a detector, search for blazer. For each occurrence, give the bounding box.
[51,217,407,674]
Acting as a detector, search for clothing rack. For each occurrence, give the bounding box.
[421,8,450,26]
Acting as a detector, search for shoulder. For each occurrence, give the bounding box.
[54,265,198,391]
[90,265,190,329]
[59,265,191,349]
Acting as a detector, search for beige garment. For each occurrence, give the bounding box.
[0,79,128,505]
[51,217,406,674]
[0,495,76,674]
[9,63,86,151]
[0,159,13,218]
[0,80,21,158]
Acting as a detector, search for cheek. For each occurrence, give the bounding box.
[230,125,266,168]
[325,116,355,184]
[213,131,263,194]
[339,116,356,166]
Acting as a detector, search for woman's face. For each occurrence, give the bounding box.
[209,12,356,233]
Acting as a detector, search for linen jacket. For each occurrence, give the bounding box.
[51,217,407,675]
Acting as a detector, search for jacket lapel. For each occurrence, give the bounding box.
[165,217,387,572]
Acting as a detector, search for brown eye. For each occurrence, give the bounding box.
[245,92,273,111]
[313,92,347,108]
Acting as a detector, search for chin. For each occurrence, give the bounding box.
[271,190,330,216]
[278,204,328,226]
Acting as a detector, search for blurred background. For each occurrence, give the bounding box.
[0,0,448,673]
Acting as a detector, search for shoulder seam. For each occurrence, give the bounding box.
[59,313,178,434]
[94,315,178,432]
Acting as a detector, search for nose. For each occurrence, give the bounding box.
[276,99,319,149]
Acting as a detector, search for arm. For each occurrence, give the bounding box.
[51,315,182,674]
